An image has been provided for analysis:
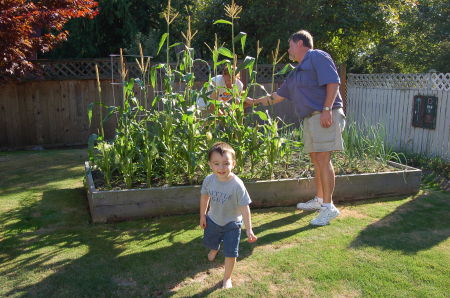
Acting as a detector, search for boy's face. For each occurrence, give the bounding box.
[223,73,232,88]
[208,151,235,181]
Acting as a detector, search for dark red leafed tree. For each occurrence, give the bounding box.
[0,0,98,82]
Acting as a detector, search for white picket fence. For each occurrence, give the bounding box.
[346,73,450,160]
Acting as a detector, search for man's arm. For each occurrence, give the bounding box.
[323,83,339,109]
[320,83,340,128]
[254,92,286,106]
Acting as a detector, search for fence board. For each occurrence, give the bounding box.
[398,89,407,149]
[439,91,450,157]
[393,88,403,148]
[19,84,34,145]
[1,85,20,146]
[387,89,395,146]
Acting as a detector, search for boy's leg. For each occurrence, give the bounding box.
[203,217,223,260]
[223,257,236,288]
[208,249,219,261]
[221,221,241,288]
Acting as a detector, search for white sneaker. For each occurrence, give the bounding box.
[310,205,340,226]
[297,197,323,211]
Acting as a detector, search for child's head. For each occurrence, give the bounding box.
[208,142,236,181]
[222,66,240,87]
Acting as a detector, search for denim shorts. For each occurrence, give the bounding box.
[203,216,242,258]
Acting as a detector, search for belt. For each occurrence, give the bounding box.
[305,107,340,118]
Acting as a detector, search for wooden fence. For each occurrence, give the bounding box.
[0,59,346,149]
[346,73,450,160]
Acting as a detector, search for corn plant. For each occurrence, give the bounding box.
[87,0,311,188]
[93,137,115,188]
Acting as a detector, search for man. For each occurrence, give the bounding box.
[251,30,346,226]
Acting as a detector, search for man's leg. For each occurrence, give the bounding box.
[312,151,335,203]
[309,152,324,199]
[296,149,325,211]
[310,150,340,226]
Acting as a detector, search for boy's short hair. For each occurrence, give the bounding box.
[208,142,236,161]
[222,66,240,79]
[289,30,314,49]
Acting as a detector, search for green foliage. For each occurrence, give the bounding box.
[192,0,416,66]
[44,0,196,58]
[87,2,303,188]
[348,0,450,73]
[43,0,448,73]
[87,1,424,189]
[396,151,449,190]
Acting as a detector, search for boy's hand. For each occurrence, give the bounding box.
[246,229,257,243]
[199,215,207,229]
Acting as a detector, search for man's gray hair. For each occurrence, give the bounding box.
[289,30,314,49]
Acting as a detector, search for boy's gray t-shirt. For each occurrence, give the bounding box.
[201,174,251,226]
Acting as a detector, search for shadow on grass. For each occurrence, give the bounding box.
[349,191,450,254]
[1,187,314,297]
[0,150,87,197]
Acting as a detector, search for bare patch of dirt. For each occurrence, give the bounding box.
[170,267,222,292]
[370,216,398,228]
[255,242,298,252]
[31,212,42,218]
[112,276,137,287]
[35,227,58,234]
[332,289,362,298]
[339,208,368,219]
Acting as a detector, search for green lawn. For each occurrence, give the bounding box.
[0,149,449,297]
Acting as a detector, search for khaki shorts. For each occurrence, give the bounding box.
[303,108,346,153]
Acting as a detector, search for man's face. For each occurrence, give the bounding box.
[288,40,300,62]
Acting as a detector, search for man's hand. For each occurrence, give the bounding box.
[199,215,207,229]
[320,110,333,128]
[243,97,256,108]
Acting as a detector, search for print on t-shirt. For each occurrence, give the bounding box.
[219,91,232,102]
[208,190,232,205]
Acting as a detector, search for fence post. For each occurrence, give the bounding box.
[339,64,347,113]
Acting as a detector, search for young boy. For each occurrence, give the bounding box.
[199,142,257,289]
[196,67,253,115]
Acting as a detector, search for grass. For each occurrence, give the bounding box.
[0,149,449,297]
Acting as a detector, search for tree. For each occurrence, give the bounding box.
[0,0,98,81]
[44,0,197,59]
[190,0,415,65]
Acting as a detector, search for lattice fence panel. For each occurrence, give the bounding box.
[348,73,450,91]
[31,59,292,83]
[254,64,288,83]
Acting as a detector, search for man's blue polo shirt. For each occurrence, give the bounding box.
[277,49,342,120]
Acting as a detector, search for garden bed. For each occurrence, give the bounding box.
[85,161,421,223]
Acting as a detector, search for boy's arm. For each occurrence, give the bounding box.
[239,205,257,242]
[199,194,210,228]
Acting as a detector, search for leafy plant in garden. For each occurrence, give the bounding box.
[86,0,295,189]
[88,0,398,190]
